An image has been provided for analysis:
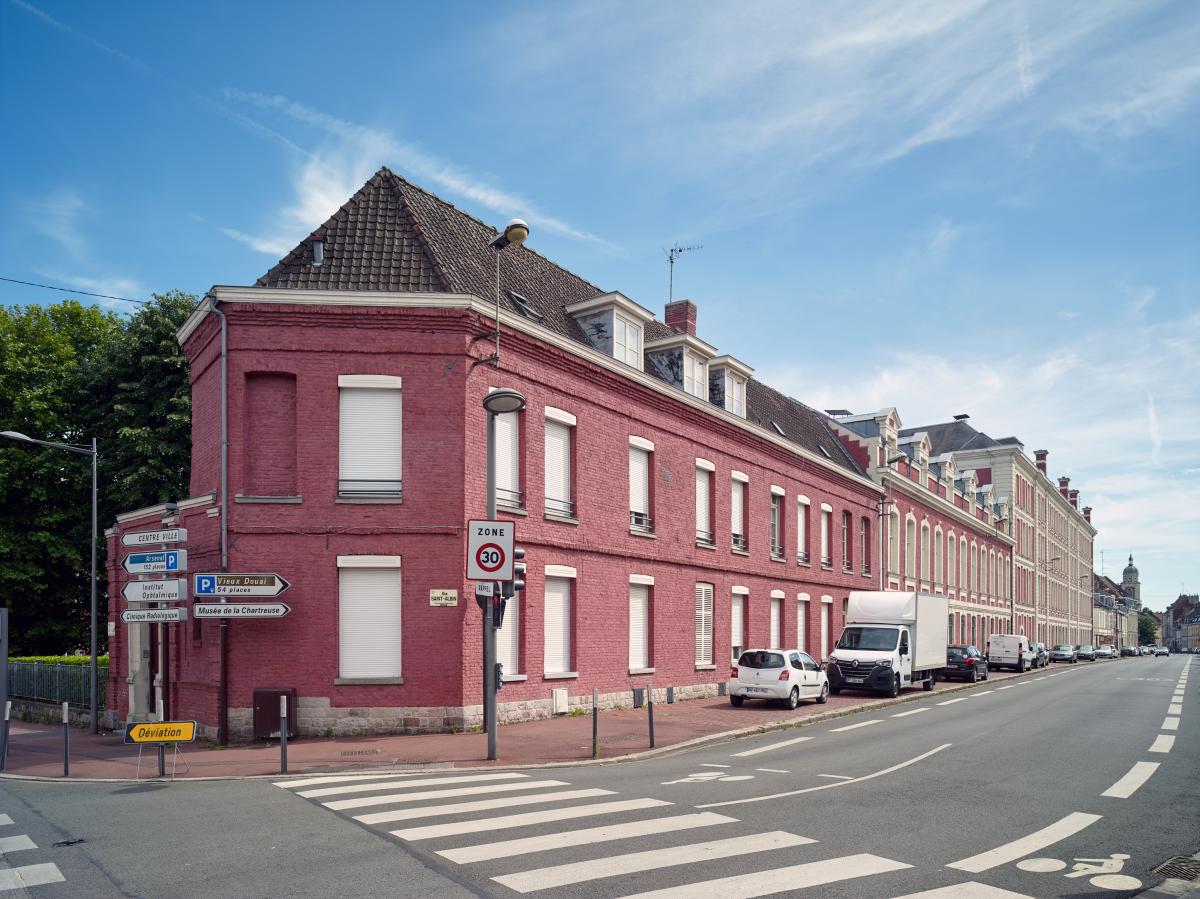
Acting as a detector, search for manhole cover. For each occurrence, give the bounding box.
[338,749,383,758]
[1152,856,1200,881]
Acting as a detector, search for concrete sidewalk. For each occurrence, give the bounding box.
[0,666,1037,780]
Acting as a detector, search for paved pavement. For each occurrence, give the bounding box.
[0,654,1193,897]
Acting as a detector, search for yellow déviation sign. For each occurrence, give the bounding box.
[124,721,198,745]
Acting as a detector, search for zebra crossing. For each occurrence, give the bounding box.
[0,812,66,893]
[275,768,924,896]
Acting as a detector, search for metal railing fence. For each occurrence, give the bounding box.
[7,662,107,711]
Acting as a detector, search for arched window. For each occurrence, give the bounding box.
[970,542,978,593]
[947,532,956,590]
[888,509,900,575]
[905,516,917,581]
[933,526,943,587]
[960,537,968,590]
[920,522,931,582]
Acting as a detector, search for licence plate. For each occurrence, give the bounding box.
[746,687,769,694]
[847,677,865,684]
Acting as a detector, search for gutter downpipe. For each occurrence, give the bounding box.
[208,295,230,746]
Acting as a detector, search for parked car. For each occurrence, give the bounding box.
[1155,646,1170,657]
[987,634,1032,672]
[729,649,829,708]
[1095,645,1115,659]
[1120,646,1138,657]
[1031,642,1049,667]
[1140,645,1155,656]
[1049,644,1078,663]
[944,644,989,682]
[1075,644,1097,661]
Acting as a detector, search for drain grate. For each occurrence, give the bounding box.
[1152,856,1200,881]
[338,748,383,758]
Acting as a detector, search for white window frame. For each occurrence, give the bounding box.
[731,588,746,662]
[796,593,810,654]
[336,555,402,681]
[544,412,575,519]
[629,441,652,533]
[338,376,403,497]
[494,403,521,509]
[695,582,714,666]
[628,578,651,671]
[614,312,642,368]
[820,504,833,566]
[695,462,714,545]
[543,571,575,677]
[797,496,810,563]
[731,473,748,551]
[770,590,784,648]
[724,374,746,417]
[684,351,708,399]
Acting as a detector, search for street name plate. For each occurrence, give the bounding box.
[121,528,188,546]
[122,608,188,624]
[122,579,187,603]
[193,602,291,619]
[429,589,458,607]
[124,721,197,745]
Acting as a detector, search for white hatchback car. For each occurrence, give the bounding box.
[729,649,830,709]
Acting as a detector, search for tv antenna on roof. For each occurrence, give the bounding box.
[664,243,702,303]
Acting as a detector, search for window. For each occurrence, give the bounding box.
[614,313,642,368]
[842,511,852,571]
[629,443,653,533]
[947,533,957,589]
[731,475,748,551]
[544,409,575,518]
[960,537,968,589]
[820,505,832,566]
[889,508,900,574]
[497,590,521,677]
[820,597,832,659]
[770,593,782,647]
[628,582,650,670]
[770,492,784,558]
[725,376,746,417]
[338,557,402,679]
[921,522,931,582]
[934,527,943,587]
[905,517,917,580]
[731,591,745,661]
[494,405,522,509]
[544,574,574,676]
[971,543,979,592]
[797,497,810,562]
[695,582,714,665]
[692,460,716,546]
[338,376,402,496]
[684,351,707,399]
[860,517,871,574]
[796,594,809,652]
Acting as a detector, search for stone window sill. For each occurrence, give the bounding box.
[501,674,528,683]
[544,671,578,680]
[235,495,302,504]
[333,677,404,685]
[695,664,717,671]
[628,667,656,676]
[336,496,403,505]
[630,529,657,539]
[696,541,717,551]
[731,549,750,558]
[544,513,580,526]
[770,554,787,563]
[497,505,528,517]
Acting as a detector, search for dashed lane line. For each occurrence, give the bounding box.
[1101,761,1160,799]
[1149,734,1176,754]
[937,697,967,706]
[755,768,789,774]
[1162,717,1180,731]
[946,812,1102,873]
[829,719,882,733]
[699,763,731,768]
[892,708,929,718]
[730,735,812,757]
[817,774,852,780]
[0,863,66,891]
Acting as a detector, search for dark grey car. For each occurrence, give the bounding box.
[944,644,989,682]
[1030,642,1049,667]
[1076,644,1097,661]
[1049,644,1078,663]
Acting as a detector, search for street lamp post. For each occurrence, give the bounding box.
[0,431,99,734]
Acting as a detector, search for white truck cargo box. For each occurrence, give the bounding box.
[847,591,948,671]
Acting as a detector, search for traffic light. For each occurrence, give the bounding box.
[495,662,504,691]
[501,547,527,598]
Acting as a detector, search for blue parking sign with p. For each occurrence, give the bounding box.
[195,575,216,595]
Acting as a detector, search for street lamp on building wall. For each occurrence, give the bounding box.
[0,431,99,734]
[485,219,530,367]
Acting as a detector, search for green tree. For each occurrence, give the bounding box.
[1137,613,1159,645]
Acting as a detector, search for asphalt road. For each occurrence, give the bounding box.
[0,654,1194,898]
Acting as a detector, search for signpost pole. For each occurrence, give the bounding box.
[90,438,98,734]
[484,409,498,761]
[156,699,165,778]
[1,702,9,772]
[279,694,288,775]
[0,609,8,768]
[647,680,655,749]
[162,619,170,722]
[62,702,69,777]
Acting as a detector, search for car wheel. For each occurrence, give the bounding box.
[816,682,829,704]
[785,687,799,710]
[887,674,901,698]
[922,677,934,691]
[730,695,744,707]
[982,666,989,681]
[970,667,978,684]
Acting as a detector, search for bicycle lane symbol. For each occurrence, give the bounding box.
[1016,853,1142,891]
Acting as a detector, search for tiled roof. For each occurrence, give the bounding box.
[255,167,862,478]
[900,419,1003,455]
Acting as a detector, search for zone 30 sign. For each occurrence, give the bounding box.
[466,519,515,581]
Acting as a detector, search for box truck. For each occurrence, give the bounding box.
[826,591,949,697]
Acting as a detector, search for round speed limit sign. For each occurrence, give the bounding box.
[466,520,515,580]
[476,543,505,574]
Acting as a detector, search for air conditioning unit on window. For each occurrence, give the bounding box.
[551,687,569,715]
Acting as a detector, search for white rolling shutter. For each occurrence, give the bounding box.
[339,567,402,678]
[543,577,572,674]
[339,388,402,493]
[820,603,831,659]
[820,510,831,562]
[770,598,781,648]
[731,481,745,537]
[730,595,744,659]
[497,595,520,675]
[628,584,649,669]
[695,468,711,539]
[629,447,649,516]
[544,421,572,516]
[694,583,713,665]
[494,410,520,504]
[796,597,808,654]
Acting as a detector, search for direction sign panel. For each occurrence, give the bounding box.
[466,519,515,581]
[192,573,290,597]
[122,607,188,624]
[124,721,197,745]
[193,602,291,619]
[121,579,187,604]
[122,550,187,575]
[121,528,187,547]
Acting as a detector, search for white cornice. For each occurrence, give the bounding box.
[644,331,719,359]
[563,291,655,323]
[709,354,754,379]
[883,474,1014,545]
[115,494,215,525]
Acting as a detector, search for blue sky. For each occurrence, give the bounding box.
[2,1,1197,609]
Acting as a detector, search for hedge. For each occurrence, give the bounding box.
[10,655,110,667]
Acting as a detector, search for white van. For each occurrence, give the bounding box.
[987,634,1032,672]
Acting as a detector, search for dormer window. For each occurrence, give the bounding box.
[727,376,747,416]
[614,313,641,367]
[708,354,753,419]
[564,292,654,370]
[684,351,707,399]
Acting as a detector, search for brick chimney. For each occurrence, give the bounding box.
[1058,476,1070,498]
[665,299,697,335]
[1034,449,1048,474]
[1083,506,1092,523]
[1069,489,1079,510]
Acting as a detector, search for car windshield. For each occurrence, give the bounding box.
[1054,645,1072,651]
[947,647,965,659]
[1079,645,1094,651]
[836,627,898,651]
[738,651,785,669]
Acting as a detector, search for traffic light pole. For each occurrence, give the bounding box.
[484,409,499,761]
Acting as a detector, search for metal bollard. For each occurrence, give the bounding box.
[156,698,166,778]
[279,694,289,775]
[1,700,10,772]
[591,688,599,760]
[62,702,69,778]
[647,681,655,749]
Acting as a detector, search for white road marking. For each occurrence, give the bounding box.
[0,836,35,853]
[699,744,951,809]
[892,882,1034,898]
[1033,677,1047,682]
[996,685,1014,691]
[274,771,425,788]
[818,774,852,780]
[974,691,995,696]
[1168,703,1183,715]
[353,788,615,825]
[731,735,812,757]
[937,698,967,706]
[1102,761,1160,799]
[391,798,672,840]
[438,812,736,863]
[493,831,813,893]
[946,812,1102,873]
[1149,735,1176,754]
[298,771,524,798]
[755,768,789,774]
[1162,717,1180,731]
[830,719,882,732]
[0,815,11,826]
[615,853,912,898]
[324,779,569,811]
[893,708,929,718]
[699,763,731,768]
[0,863,65,891]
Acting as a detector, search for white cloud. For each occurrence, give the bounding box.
[220,228,293,257]
[1146,391,1162,466]
[1057,310,1080,320]
[1124,283,1156,315]
[928,218,961,258]
[27,187,90,261]
[35,270,144,309]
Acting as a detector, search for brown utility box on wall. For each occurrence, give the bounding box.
[253,688,298,740]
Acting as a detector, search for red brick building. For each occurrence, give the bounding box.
[107,169,881,738]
